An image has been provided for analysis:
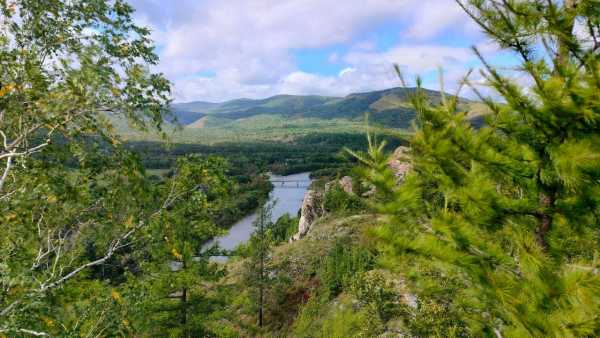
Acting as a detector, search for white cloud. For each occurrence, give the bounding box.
[328,52,340,63]
[345,45,473,73]
[130,0,486,102]
[402,0,478,40]
[338,67,357,77]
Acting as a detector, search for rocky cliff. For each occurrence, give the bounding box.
[292,147,411,242]
[291,189,320,241]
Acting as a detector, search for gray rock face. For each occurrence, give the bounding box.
[388,146,411,182]
[291,190,319,241]
[339,176,354,194]
[362,146,412,198]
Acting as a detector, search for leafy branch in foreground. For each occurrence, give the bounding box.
[0,0,174,335]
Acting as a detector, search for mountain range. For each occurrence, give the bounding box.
[113,87,486,144]
[171,87,484,130]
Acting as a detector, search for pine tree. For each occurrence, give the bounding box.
[243,201,276,328]
[134,155,231,337]
[360,1,600,336]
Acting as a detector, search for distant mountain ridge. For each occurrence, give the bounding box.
[109,87,486,144]
[171,87,478,129]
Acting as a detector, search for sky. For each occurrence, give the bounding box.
[129,0,518,103]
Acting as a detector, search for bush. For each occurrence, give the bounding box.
[318,240,374,297]
[269,213,299,243]
[351,270,401,322]
[407,299,469,338]
[293,294,383,338]
[323,185,366,214]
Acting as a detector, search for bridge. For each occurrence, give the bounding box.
[271,179,311,188]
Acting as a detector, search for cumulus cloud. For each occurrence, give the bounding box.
[401,0,478,40]
[345,45,473,72]
[130,0,491,102]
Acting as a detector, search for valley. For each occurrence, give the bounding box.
[4,1,597,336]
[114,87,485,144]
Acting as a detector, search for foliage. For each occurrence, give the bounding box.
[131,155,231,337]
[318,239,375,298]
[269,213,299,243]
[323,184,367,214]
[242,202,276,328]
[350,270,401,322]
[293,293,383,338]
[0,1,231,336]
[407,299,469,338]
[126,132,407,176]
[359,1,600,336]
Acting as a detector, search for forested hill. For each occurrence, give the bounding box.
[171,87,482,129]
[110,87,486,144]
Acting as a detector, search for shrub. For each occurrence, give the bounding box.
[351,270,401,322]
[318,240,374,297]
[269,213,299,243]
[323,185,366,214]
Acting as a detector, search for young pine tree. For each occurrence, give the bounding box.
[243,201,276,328]
[133,156,231,337]
[360,1,599,336]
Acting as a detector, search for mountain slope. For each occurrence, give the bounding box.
[103,87,487,144]
[171,87,476,130]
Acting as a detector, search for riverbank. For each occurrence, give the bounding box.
[202,172,312,259]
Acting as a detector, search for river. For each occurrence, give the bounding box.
[201,172,311,259]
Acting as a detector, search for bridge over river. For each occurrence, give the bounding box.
[270,178,311,188]
[199,172,312,262]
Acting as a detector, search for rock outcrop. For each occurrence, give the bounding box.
[338,176,354,194]
[361,146,412,198]
[324,175,354,195]
[291,148,410,242]
[291,189,320,241]
[388,146,411,182]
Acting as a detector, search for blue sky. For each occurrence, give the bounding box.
[130,0,518,103]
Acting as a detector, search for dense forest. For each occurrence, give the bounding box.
[126,132,406,176]
[1,0,599,337]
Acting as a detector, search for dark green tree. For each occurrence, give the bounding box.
[269,213,299,243]
[131,156,231,337]
[359,0,600,336]
[243,201,275,328]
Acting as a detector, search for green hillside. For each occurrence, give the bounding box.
[171,87,467,128]
[111,87,486,145]
[162,87,483,144]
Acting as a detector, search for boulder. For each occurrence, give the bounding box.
[291,190,319,241]
[361,146,412,198]
[339,176,354,194]
[325,176,353,195]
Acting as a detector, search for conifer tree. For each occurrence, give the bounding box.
[360,0,600,336]
[243,202,276,328]
[133,155,231,337]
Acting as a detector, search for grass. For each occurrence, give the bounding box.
[116,114,406,145]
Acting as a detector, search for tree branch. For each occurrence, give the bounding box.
[0,155,12,192]
[0,328,49,337]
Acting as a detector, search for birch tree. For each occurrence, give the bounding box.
[0,0,174,335]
